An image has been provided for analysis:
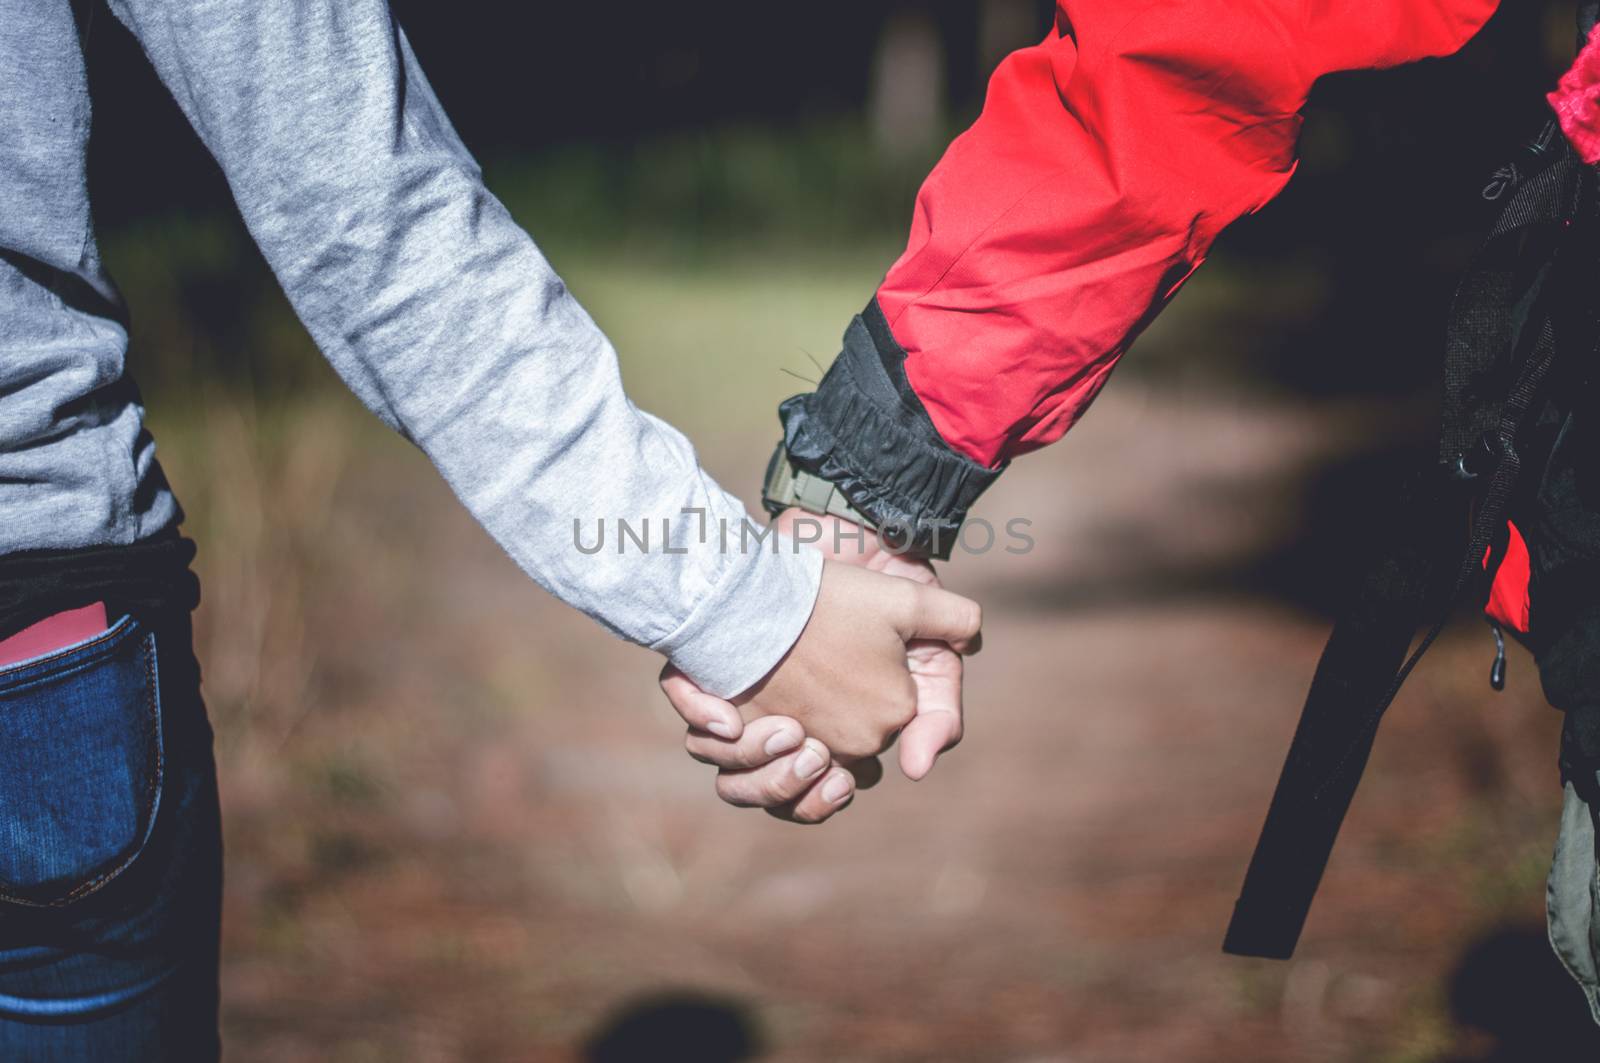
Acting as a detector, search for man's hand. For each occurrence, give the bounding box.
[774,509,939,584]
[773,510,966,780]
[731,560,978,762]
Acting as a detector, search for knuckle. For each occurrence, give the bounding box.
[893,578,922,624]
[761,774,799,806]
[788,802,825,825]
[835,729,884,761]
[889,576,915,627]
[684,735,723,767]
[832,741,866,761]
[716,776,754,808]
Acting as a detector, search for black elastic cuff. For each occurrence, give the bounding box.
[777,298,1002,555]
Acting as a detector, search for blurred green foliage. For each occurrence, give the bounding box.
[107,115,1341,451]
[105,122,941,409]
[485,121,946,254]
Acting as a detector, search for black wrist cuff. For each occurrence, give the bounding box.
[776,298,1002,556]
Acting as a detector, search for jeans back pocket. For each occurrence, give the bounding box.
[0,616,164,906]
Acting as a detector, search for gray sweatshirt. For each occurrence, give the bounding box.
[0,0,820,697]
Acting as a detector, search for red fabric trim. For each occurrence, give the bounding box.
[1483,521,1532,634]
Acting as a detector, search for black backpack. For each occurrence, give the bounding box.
[1226,3,1600,960]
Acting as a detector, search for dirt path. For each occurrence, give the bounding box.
[194,386,1590,1062]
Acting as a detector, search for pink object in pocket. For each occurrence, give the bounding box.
[0,602,111,668]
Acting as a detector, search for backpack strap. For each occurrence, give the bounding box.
[1223,143,1592,960]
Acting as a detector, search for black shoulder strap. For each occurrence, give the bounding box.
[1223,143,1592,959]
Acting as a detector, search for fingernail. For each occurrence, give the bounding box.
[706,718,738,739]
[821,773,853,803]
[764,726,802,756]
[793,743,826,779]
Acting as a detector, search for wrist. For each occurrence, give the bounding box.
[772,299,1003,557]
[650,532,823,699]
[762,442,958,561]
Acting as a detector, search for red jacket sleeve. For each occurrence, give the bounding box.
[882,0,1501,468]
[775,0,1498,553]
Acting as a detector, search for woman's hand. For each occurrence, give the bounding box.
[661,513,976,822]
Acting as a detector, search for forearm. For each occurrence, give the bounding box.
[110,0,818,696]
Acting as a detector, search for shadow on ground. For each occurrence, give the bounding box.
[584,992,764,1063]
[1439,924,1600,1062]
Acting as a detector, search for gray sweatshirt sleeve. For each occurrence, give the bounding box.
[105,0,820,697]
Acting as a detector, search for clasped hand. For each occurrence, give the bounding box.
[659,511,979,823]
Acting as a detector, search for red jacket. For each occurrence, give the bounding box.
[778,0,1511,565]
[881,0,1500,468]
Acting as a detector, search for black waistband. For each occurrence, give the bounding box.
[0,533,200,641]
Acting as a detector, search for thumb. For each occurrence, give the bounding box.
[659,664,745,739]
[898,584,983,654]
[897,711,961,781]
[898,639,965,781]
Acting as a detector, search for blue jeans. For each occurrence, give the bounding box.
[0,612,222,1061]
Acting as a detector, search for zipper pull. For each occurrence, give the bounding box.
[1488,619,1507,692]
